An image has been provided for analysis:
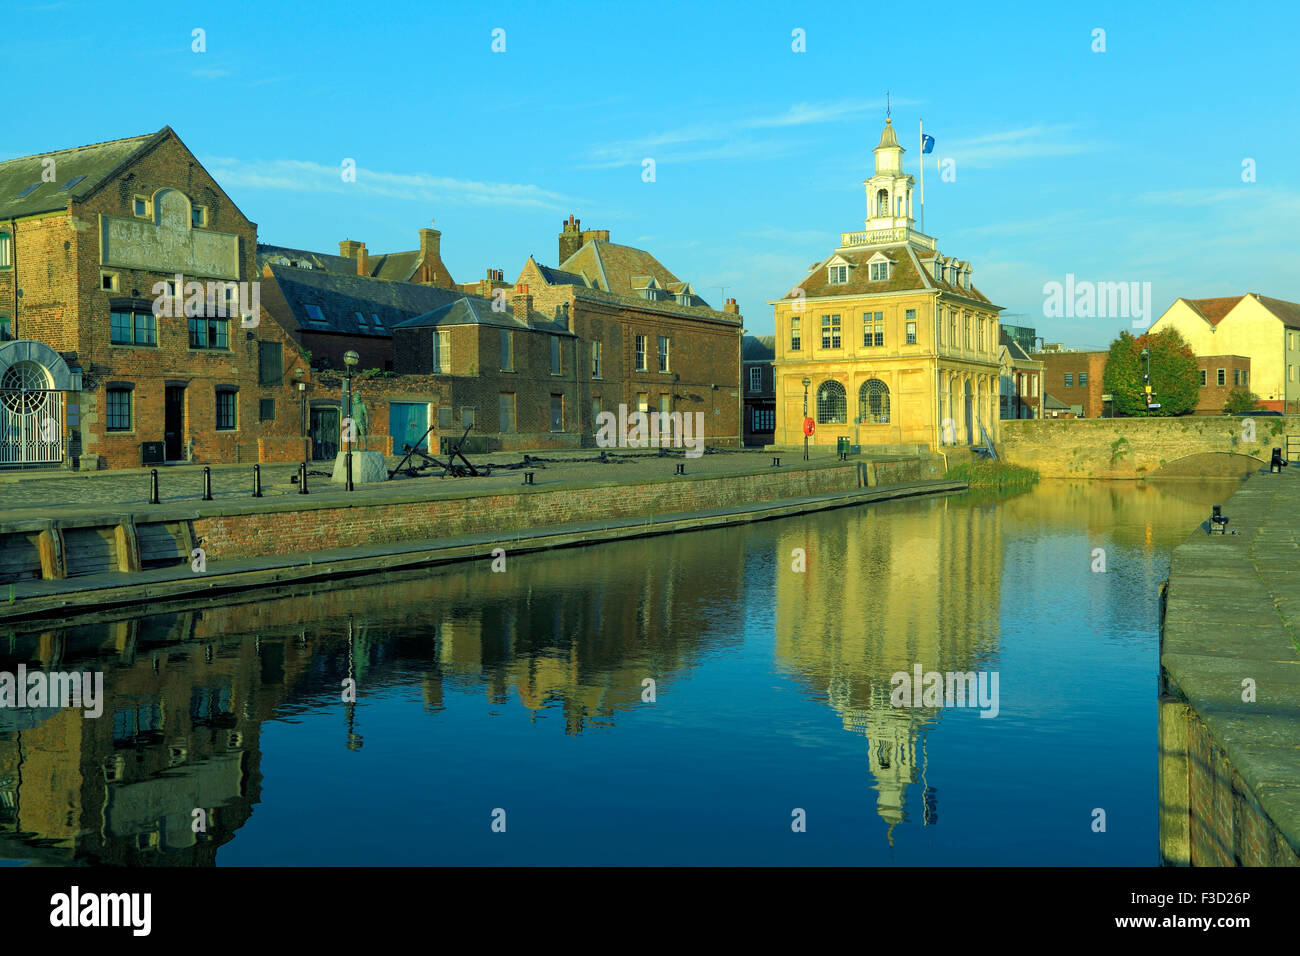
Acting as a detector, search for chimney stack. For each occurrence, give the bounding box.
[581,228,610,244]
[559,214,583,264]
[512,283,533,323]
[419,226,442,284]
[339,239,363,258]
[723,297,740,315]
[356,242,368,277]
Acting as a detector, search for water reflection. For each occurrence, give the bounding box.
[0,478,1243,865]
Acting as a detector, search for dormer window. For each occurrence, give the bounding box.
[828,265,848,285]
[936,261,946,282]
[869,261,889,282]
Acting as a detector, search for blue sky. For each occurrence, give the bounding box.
[7,0,1299,343]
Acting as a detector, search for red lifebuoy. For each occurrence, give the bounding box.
[802,417,815,436]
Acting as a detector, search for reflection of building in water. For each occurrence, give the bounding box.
[0,522,746,863]
[774,496,1002,839]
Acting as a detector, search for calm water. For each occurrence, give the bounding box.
[0,478,1242,866]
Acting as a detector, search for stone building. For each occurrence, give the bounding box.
[998,331,1042,419]
[0,127,309,470]
[1150,294,1300,412]
[769,117,1002,451]
[515,216,744,447]
[742,334,776,445]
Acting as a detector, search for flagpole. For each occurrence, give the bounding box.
[919,118,925,234]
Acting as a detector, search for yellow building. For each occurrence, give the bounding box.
[770,117,1002,450]
[1149,294,1300,411]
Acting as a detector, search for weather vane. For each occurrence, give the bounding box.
[886,90,891,120]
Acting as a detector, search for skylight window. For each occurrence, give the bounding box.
[58,175,87,192]
[16,183,40,199]
[303,304,328,327]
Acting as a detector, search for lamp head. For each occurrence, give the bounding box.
[344,350,360,369]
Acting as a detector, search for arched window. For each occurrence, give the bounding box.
[859,379,890,424]
[876,189,889,217]
[816,380,846,424]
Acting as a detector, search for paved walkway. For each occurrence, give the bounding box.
[1160,467,1300,863]
[0,448,927,520]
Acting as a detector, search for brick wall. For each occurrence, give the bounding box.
[1041,351,1106,417]
[3,130,310,470]
[1195,355,1253,414]
[193,464,862,561]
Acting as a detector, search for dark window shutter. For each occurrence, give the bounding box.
[258,341,283,385]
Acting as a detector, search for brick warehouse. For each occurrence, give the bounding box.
[515,216,744,446]
[264,217,745,455]
[0,128,310,469]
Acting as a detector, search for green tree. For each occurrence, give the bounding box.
[1223,387,1261,415]
[1102,327,1198,416]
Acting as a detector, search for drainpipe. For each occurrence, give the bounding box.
[7,217,17,340]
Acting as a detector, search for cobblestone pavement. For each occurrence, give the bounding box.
[0,448,875,516]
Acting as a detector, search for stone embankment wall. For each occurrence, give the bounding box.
[193,459,929,560]
[1158,475,1300,866]
[999,416,1300,478]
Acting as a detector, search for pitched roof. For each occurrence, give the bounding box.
[998,330,1033,362]
[265,262,470,337]
[742,335,776,360]
[395,297,571,334]
[559,239,711,307]
[258,243,355,274]
[534,262,587,286]
[0,129,164,219]
[1254,294,1300,329]
[785,242,996,307]
[1043,393,1071,410]
[368,250,422,282]
[1185,296,1244,327]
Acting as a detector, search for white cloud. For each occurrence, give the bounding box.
[582,99,911,169]
[938,124,1092,168]
[201,156,578,210]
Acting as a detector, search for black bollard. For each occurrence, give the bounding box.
[149,468,159,505]
[675,463,685,475]
[252,463,263,498]
[523,471,535,485]
[298,462,309,494]
[346,451,354,492]
[202,466,212,501]
[772,456,781,467]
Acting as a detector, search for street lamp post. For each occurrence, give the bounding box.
[343,350,359,491]
[294,366,307,462]
[1141,347,1151,417]
[802,376,812,461]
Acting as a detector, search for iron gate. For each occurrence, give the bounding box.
[0,361,65,466]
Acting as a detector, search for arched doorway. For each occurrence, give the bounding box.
[0,340,73,466]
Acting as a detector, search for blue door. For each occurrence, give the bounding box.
[389,402,429,452]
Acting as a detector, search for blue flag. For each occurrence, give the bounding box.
[922,133,935,154]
